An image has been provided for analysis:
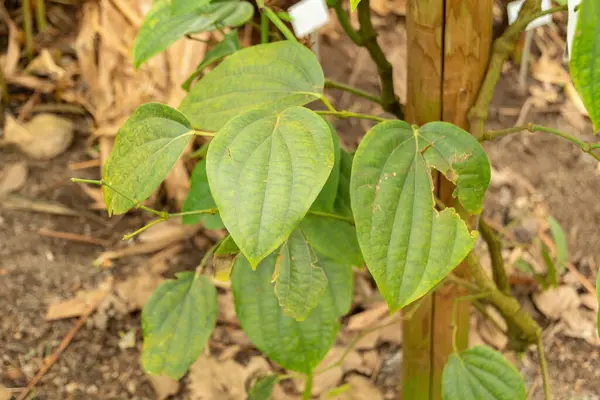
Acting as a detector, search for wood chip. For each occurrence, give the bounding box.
[147,374,180,400]
[45,277,113,321]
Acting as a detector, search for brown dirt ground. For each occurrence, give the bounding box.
[1,7,600,400]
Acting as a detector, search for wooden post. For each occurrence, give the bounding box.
[403,1,492,399]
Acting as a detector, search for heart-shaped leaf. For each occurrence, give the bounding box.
[182,159,224,229]
[103,103,194,215]
[570,0,600,131]
[207,106,334,267]
[133,0,253,68]
[319,254,354,317]
[180,41,324,131]
[232,254,350,374]
[248,375,279,400]
[442,346,526,400]
[274,229,328,321]
[182,29,242,91]
[142,272,218,380]
[351,120,490,312]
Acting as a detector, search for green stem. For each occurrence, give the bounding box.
[356,0,403,119]
[307,210,354,224]
[538,336,551,400]
[23,0,34,60]
[302,373,313,400]
[332,1,362,45]
[481,124,600,161]
[35,0,47,31]
[316,110,386,122]
[195,239,222,277]
[469,2,568,137]
[319,95,336,112]
[451,293,489,354]
[260,12,269,44]
[479,218,510,295]
[325,79,383,105]
[263,7,297,42]
[169,208,219,218]
[122,218,166,240]
[188,143,210,159]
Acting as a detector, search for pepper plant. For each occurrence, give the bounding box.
[73,0,600,398]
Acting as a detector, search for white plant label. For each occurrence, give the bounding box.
[288,0,330,38]
[507,0,552,31]
[567,0,582,60]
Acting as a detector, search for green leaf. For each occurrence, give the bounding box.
[300,215,363,267]
[350,0,361,12]
[541,244,558,288]
[133,0,253,68]
[179,41,324,131]
[213,236,240,282]
[206,107,334,267]
[142,272,218,379]
[182,160,224,229]
[442,346,526,400]
[215,235,240,255]
[334,150,354,218]
[311,122,341,212]
[547,216,567,273]
[570,0,600,131]
[103,103,194,215]
[231,254,343,374]
[319,253,353,317]
[247,375,279,400]
[182,30,242,91]
[171,0,211,15]
[274,229,328,321]
[350,121,489,311]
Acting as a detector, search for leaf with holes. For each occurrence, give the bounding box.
[133,0,253,68]
[180,41,324,131]
[442,346,526,400]
[182,30,242,91]
[570,0,600,130]
[103,103,194,215]
[232,254,349,374]
[206,106,334,267]
[182,160,224,229]
[142,272,217,379]
[274,229,328,321]
[351,120,490,312]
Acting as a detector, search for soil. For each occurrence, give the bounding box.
[1,6,600,400]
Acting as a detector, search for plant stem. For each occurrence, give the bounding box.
[307,210,354,224]
[302,373,313,400]
[263,7,297,43]
[451,293,489,354]
[260,12,269,44]
[35,0,47,32]
[23,0,34,60]
[538,336,551,400]
[169,208,219,218]
[469,2,568,138]
[325,79,383,105]
[316,110,386,122]
[479,218,510,295]
[332,1,361,46]
[122,218,166,240]
[482,123,600,161]
[195,239,222,277]
[355,0,403,119]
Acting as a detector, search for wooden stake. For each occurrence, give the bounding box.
[403,1,492,398]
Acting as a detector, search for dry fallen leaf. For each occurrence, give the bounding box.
[187,353,247,399]
[530,53,570,85]
[0,161,28,196]
[46,277,113,320]
[533,285,581,320]
[560,308,599,345]
[115,268,164,312]
[118,328,137,350]
[138,220,189,243]
[478,306,508,350]
[4,114,74,160]
[25,49,67,81]
[147,373,180,400]
[336,375,383,400]
[346,302,388,331]
[0,384,11,400]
